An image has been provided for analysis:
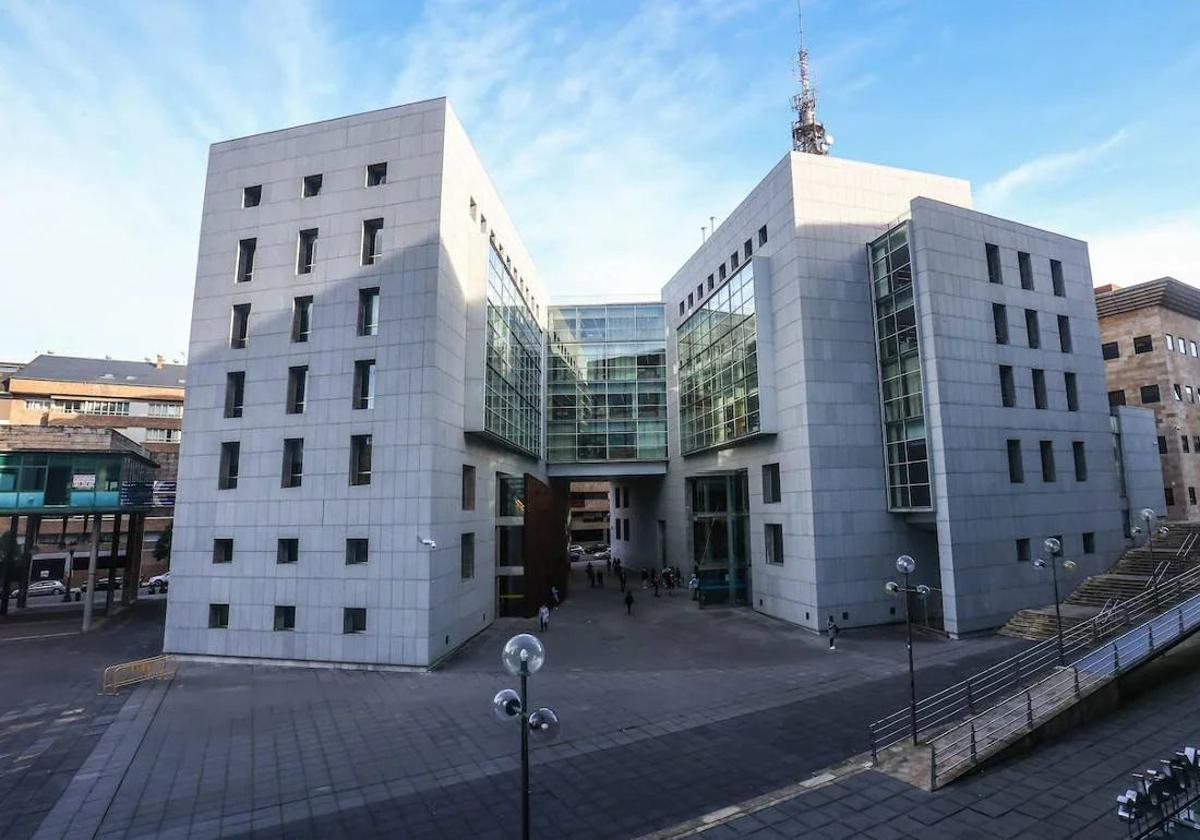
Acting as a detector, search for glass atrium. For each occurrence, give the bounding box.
[484,246,543,458]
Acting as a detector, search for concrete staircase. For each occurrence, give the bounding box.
[999,523,1200,641]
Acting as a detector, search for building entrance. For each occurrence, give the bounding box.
[687,472,750,606]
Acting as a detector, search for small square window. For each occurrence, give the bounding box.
[1108,390,1126,407]
[274,605,296,631]
[1140,384,1161,404]
[346,538,369,565]
[212,538,233,564]
[277,538,299,565]
[765,523,784,565]
[1133,334,1154,354]
[1016,538,1031,563]
[209,603,229,628]
[242,185,261,208]
[730,251,740,270]
[1101,342,1119,360]
[343,607,367,634]
[302,174,323,197]
[1082,532,1095,554]
[366,162,387,186]
[719,264,727,281]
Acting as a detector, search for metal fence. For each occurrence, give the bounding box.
[869,562,1200,761]
[101,654,178,695]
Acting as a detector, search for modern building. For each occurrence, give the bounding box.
[1095,277,1199,519]
[567,481,610,546]
[166,97,1159,668]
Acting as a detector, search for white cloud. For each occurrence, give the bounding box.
[1085,212,1200,289]
[979,128,1131,207]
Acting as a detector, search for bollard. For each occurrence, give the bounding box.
[1073,667,1081,699]
[970,723,978,764]
[1026,690,1034,728]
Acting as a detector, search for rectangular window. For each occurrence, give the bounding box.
[1101,341,1119,360]
[147,402,183,418]
[1007,439,1024,483]
[730,251,739,270]
[1184,435,1191,454]
[1133,334,1154,354]
[1065,372,1078,411]
[242,185,261,208]
[707,274,714,291]
[218,442,240,490]
[462,465,476,511]
[697,283,704,300]
[236,238,256,283]
[762,463,781,504]
[297,228,318,274]
[361,218,383,265]
[1165,487,1176,506]
[1159,435,1168,454]
[679,301,685,316]
[292,295,313,343]
[1025,309,1040,349]
[1082,532,1095,554]
[1175,383,1184,401]
[1191,487,1198,506]
[718,263,727,281]
[345,538,369,565]
[1108,389,1126,407]
[1032,369,1047,409]
[273,606,295,631]
[358,287,380,336]
[1194,435,1200,452]
[1017,538,1031,563]
[1073,441,1087,481]
[1167,334,1175,352]
[461,533,475,580]
[208,604,229,629]
[230,303,250,349]
[1050,259,1065,297]
[343,607,366,634]
[352,359,376,410]
[302,174,322,197]
[1191,340,1197,357]
[1057,315,1072,353]
[286,365,308,414]
[986,243,1003,284]
[992,303,1009,344]
[224,372,245,418]
[350,434,372,485]
[765,523,784,565]
[1018,251,1033,290]
[365,162,387,186]
[1000,365,1016,407]
[145,428,181,443]
[1040,440,1056,482]
[277,538,298,565]
[758,225,768,245]
[212,539,233,564]
[281,438,304,488]
[1140,384,1160,404]
[1183,340,1189,357]
[687,292,693,309]
[744,239,753,260]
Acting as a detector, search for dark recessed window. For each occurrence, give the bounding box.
[365,162,387,186]
[297,228,318,274]
[358,287,380,336]
[1057,315,1072,353]
[1140,384,1161,404]
[1133,335,1154,354]
[208,603,229,628]
[1108,389,1126,407]
[765,523,784,565]
[274,605,296,631]
[302,174,323,197]
[1000,365,1016,408]
[1183,435,1192,454]
[346,538,369,565]
[1082,532,1095,554]
[361,218,384,265]
[1191,487,1198,506]
[224,371,245,419]
[461,533,475,580]
[1016,538,1031,563]
[462,465,476,511]
[212,538,233,564]
[242,185,261,208]
[1101,341,1119,360]
[1050,259,1065,297]
[277,538,299,565]
[679,301,685,316]
[688,292,694,309]
[292,295,313,343]
[1040,440,1056,482]
[762,463,781,504]
[707,275,714,291]
[343,607,367,634]
[1064,372,1078,411]
[719,264,727,281]
[1165,487,1176,506]
[219,441,240,490]
[350,434,372,485]
[1018,251,1033,290]
[1025,309,1040,349]
[744,239,753,260]
[1158,435,1168,454]
[986,243,1002,284]
[758,225,768,246]
[230,303,250,349]
[730,251,740,270]
[993,303,1009,345]
[1073,441,1088,481]
[286,366,307,415]
[353,359,376,410]
[1032,369,1047,410]
[281,438,304,488]
[1007,439,1024,483]
[236,238,256,283]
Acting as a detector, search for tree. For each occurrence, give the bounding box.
[153,521,172,566]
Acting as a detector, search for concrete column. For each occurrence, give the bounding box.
[105,514,122,615]
[81,515,102,632]
[18,514,42,609]
[122,513,143,606]
[0,515,16,617]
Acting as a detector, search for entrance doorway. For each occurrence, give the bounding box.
[687,471,750,606]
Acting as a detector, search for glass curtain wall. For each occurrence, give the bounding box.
[485,246,543,458]
[678,264,761,454]
[869,223,932,510]
[546,304,667,462]
[687,472,750,606]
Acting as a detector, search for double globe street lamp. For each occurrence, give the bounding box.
[1033,537,1077,666]
[492,633,560,840]
[886,554,930,745]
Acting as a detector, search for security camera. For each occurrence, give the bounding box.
[418,537,437,549]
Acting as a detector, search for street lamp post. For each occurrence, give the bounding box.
[1033,537,1076,666]
[492,633,560,840]
[886,554,930,746]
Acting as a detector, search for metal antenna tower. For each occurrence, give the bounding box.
[791,3,833,155]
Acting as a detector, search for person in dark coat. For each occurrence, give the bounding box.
[624,590,634,615]
[827,616,839,651]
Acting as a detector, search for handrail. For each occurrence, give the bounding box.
[868,562,1200,760]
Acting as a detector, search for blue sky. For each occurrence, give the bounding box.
[1,0,1197,361]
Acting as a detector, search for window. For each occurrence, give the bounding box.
[1192,340,1197,358]
[1133,335,1154,354]
[1184,435,1192,454]
[145,428,181,443]
[730,251,739,270]
[687,292,693,309]
[1032,369,1047,409]
[1175,383,1184,401]
[697,284,704,300]
[1057,315,1072,353]
[1141,384,1161,404]
[1007,439,1024,483]
[208,604,229,629]
[1025,309,1040,349]
[1073,441,1087,481]
[350,434,372,485]
[718,263,727,281]
[1194,435,1200,452]
[230,303,250,349]
[24,398,50,411]
[282,438,304,488]
[758,225,768,245]
[1040,440,1056,482]
[292,295,313,343]
[343,607,366,634]
[146,402,182,418]
[679,301,685,316]
[461,533,475,580]
[55,399,130,416]
[273,606,295,631]
[365,162,387,186]
[225,371,245,418]
[212,539,233,564]
[358,287,380,336]
[762,463,781,504]
[462,465,476,510]
[286,366,307,414]
[1183,340,1189,357]
[1108,389,1126,407]
[986,243,1003,284]
[1017,538,1031,563]
[1167,334,1175,352]
[707,274,714,291]
[277,538,298,565]
[1082,532,1095,554]
[1159,436,1168,454]
[345,538,368,565]
[361,218,383,265]
[1065,372,1078,411]
[765,523,784,565]
[1018,251,1033,290]
[1101,341,1119,360]
[1050,259,1065,297]
[1000,365,1016,407]
[297,229,318,274]
[352,359,376,410]
[302,174,322,197]
[236,238,256,283]
[218,442,239,490]
[744,239,753,260]
[1192,487,1198,506]
[993,303,1009,344]
[1165,487,1176,506]
[242,185,261,208]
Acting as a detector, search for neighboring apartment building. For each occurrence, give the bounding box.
[1095,277,1199,519]
[567,481,610,545]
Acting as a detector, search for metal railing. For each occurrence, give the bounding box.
[869,562,1200,760]
[1178,531,1199,559]
[929,590,1200,788]
[101,654,178,695]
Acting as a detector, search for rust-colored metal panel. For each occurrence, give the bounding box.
[520,473,569,617]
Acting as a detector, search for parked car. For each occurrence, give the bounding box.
[147,572,169,594]
[568,544,585,555]
[586,543,609,554]
[27,579,67,597]
[593,549,612,561]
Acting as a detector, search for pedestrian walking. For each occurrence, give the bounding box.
[619,570,627,592]
[689,574,699,601]
[641,568,648,589]
[586,562,595,588]
[624,590,634,615]
[827,616,839,651]
[653,578,660,598]
[538,604,550,632]
[596,570,604,588]
[551,585,560,608]
[606,557,612,572]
